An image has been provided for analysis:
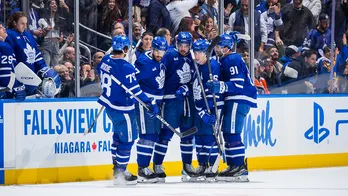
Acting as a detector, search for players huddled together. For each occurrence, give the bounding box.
[0,11,256,187]
[97,30,256,185]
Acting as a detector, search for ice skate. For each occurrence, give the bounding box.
[216,164,249,182]
[137,167,158,183]
[113,169,138,185]
[181,163,199,182]
[153,164,166,183]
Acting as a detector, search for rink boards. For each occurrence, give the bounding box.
[0,95,348,185]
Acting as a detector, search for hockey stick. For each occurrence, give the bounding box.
[111,75,197,138]
[205,36,226,173]
[84,106,105,135]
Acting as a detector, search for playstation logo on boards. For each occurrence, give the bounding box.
[304,102,330,144]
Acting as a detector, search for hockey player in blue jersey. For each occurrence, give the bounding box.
[134,36,168,183]
[0,21,26,101]
[152,32,196,182]
[5,12,60,97]
[207,33,257,182]
[97,35,160,185]
[191,39,222,180]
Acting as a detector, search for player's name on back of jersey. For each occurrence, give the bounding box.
[23,108,111,135]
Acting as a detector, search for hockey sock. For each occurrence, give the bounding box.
[224,134,245,166]
[195,136,208,165]
[180,139,193,164]
[115,141,134,171]
[136,134,157,168]
[153,140,169,165]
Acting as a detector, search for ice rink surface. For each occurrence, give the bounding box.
[1,167,348,196]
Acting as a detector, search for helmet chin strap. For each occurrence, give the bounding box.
[197,56,207,65]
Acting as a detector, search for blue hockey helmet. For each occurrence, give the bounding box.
[227,31,241,44]
[112,35,130,52]
[152,36,168,51]
[177,32,193,45]
[192,39,210,52]
[218,33,234,49]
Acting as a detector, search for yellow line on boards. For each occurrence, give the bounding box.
[4,153,348,185]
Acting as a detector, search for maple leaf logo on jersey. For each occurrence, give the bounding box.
[193,78,202,101]
[156,69,165,89]
[177,62,191,84]
[24,43,36,64]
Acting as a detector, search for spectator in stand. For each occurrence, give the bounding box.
[280,0,315,47]
[63,60,74,79]
[54,64,75,97]
[156,28,172,46]
[282,50,318,94]
[60,46,75,64]
[256,0,279,13]
[335,32,348,75]
[228,0,268,54]
[135,31,154,57]
[166,0,199,36]
[302,13,332,57]
[175,17,195,38]
[132,22,142,47]
[260,1,284,49]
[263,58,282,88]
[302,0,321,24]
[201,15,218,41]
[146,0,171,35]
[92,51,105,68]
[280,45,302,67]
[99,0,123,35]
[242,49,249,67]
[254,59,270,94]
[267,46,284,72]
[315,46,332,93]
[200,0,218,24]
[38,0,62,67]
[80,63,97,87]
[80,0,103,46]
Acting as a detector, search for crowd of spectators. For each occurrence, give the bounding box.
[1,0,348,97]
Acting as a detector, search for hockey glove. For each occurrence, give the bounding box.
[175,85,189,100]
[38,67,61,95]
[206,80,227,94]
[198,110,216,125]
[13,85,26,101]
[146,98,160,119]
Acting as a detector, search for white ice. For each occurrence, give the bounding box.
[1,167,348,196]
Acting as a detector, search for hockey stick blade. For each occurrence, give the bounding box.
[212,153,221,173]
[180,126,198,138]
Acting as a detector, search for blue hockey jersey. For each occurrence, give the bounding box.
[5,29,46,74]
[0,41,22,98]
[134,51,165,103]
[97,55,151,113]
[161,48,194,99]
[193,58,223,112]
[220,53,257,108]
[0,41,17,88]
[302,29,332,55]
